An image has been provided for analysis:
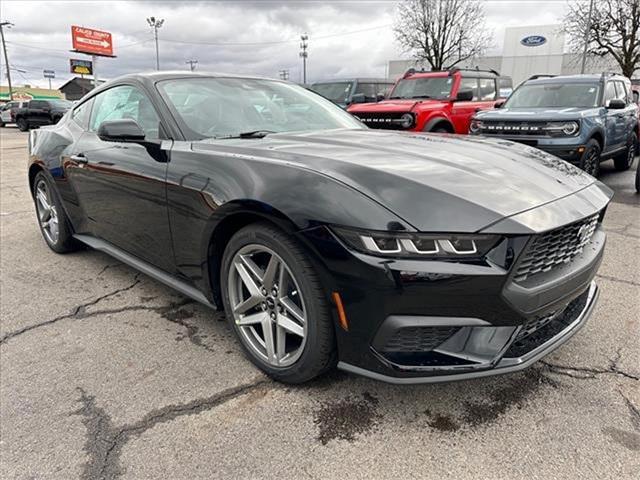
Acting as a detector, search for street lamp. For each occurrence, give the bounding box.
[0,21,15,100]
[299,33,308,84]
[147,16,165,71]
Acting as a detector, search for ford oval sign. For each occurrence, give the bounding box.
[521,35,547,47]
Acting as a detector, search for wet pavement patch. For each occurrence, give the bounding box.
[425,411,460,432]
[314,392,380,445]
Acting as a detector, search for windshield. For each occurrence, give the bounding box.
[158,77,364,140]
[50,99,72,108]
[308,82,354,103]
[505,83,600,108]
[389,77,453,100]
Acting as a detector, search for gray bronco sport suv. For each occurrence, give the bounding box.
[470,73,638,177]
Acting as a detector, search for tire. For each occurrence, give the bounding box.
[0,121,5,128]
[613,132,637,171]
[579,139,601,177]
[33,172,81,253]
[433,128,450,133]
[220,222,336,383]
[636,161,640,193]
[16,117,29,132]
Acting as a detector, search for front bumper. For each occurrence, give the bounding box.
[338,282,598,384]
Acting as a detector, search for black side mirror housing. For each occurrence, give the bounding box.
[494,100,505,109]
[607,99,626,110]
[455,89,474,102]
[350,93,367,104]
[97,119,146,142]
[376,93,386,102]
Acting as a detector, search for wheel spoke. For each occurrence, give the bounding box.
[233,294,262,315]
[239,255,265,287]
[262,316,276,362]
[37,190,50,212]
[234,260,262,297]
[236,311,266,326]
[276,325,287,363]
[262,255,279,290]
[277,313,304,337]
[280,297,305,324]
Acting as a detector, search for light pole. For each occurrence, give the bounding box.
[279,69,289,81]
[580,0,595,74]
[299,33,308,84]
[0,21,14,100]
[186,59,198,71]
[147,16,164,71]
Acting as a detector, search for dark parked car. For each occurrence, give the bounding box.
[470,73,638,177]
[308,78,394,108]
[15,99,72,131]
[28,72,612,384]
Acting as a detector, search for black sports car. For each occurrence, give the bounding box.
[28,72,612,384]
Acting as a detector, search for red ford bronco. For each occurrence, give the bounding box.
[348,68,512,134]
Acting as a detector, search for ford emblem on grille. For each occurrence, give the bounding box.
[577,224,591,243]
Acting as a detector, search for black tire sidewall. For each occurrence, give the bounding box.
[580,140,601,177]
[614,132,637,171]
[17,118,28,131]
[33,172,78,253]
[220,223,335,383]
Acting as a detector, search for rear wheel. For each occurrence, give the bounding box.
[221,222,335,383]
[636,160,640,193]
[17,117,29,132]
[33,172,80,253]
[579,139,601,177]
[613,132,637,171]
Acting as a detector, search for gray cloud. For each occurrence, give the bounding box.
[1,0,566,88]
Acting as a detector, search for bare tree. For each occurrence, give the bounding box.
[393,0,492,71]
[565,0,640,78]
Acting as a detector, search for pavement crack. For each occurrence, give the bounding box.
[157,300,217,353]
[0,276,141,345]
[542,355,639,381]
[595,274,640,287]
[74,379,270,480]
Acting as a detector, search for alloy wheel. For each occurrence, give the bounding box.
[583,148,599,176]
[228,244,307,367]
[35,179,59,245]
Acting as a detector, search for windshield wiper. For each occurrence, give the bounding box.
[238,130,276,138]
[410,95,432,99]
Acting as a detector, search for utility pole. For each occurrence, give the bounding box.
[580,0,595,74]
[278,69,289,81]
[299,33,308,84]
[0,21,14,101]
[147,16,165,71]
[186,59,198,71]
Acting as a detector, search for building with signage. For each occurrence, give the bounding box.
[58,77,105,101]
[0,86,63,103]
[388,25,629,85]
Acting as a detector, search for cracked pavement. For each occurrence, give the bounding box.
[1,127,639,479]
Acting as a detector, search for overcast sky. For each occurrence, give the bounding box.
[1,0,571,88]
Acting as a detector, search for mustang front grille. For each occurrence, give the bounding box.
[514,214,599,283]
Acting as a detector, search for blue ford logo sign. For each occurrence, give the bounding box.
[521,35,547,47]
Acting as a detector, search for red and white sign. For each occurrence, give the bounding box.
[71,25,113,56]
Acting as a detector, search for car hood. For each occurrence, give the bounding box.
[475,106,600,121]
[348,99,449,114]
[195,129,603,232]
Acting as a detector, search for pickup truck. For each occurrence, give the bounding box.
[14,99,72,131]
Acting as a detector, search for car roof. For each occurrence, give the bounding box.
[525,73,629,85]
[311,78,392,84]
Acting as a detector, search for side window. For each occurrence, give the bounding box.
[71,98,94,129]
[633,90,639,105]
[30,100,46,109]
[614,81,628,103]
[603,82,617,106]
[354,82,378,102]
[89,85,161,139]
[458,77,479,100]
[478,78,497,101]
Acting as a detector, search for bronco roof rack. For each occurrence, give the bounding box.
[528,74,557,81]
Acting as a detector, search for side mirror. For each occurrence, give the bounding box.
[350,93,367,104]
[494,100,505,109]
[607,99,626,110]
[97,119,146,142]
[455,89,474,102]
[376,93,386,102]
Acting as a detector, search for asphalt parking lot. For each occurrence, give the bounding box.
[1,126,638,479]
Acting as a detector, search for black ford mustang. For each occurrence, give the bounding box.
[28,72,612,384]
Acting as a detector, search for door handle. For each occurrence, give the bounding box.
[70,153,88,164]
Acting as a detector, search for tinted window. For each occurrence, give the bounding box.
[633,90,639,104]
[614,81,628,102]
[390,77,453,100]
[158,77,363,140]
[354,82,377,102]
[459,78,479,100]
[309,82,354,104]
[603,82,617,105]
[498,77,513,97]
[90,85,161,139]
[478,78,497,100]
[49,99,72,109]
[506,83,600,108]
[30,100,47,109]
[72,98,93,129]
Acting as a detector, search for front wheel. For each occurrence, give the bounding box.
[579,139,601,177]
[16,118,29,132]
[221,222,336,383]
[613,132,637,171]
[635,160,640,193]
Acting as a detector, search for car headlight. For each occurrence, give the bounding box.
[398,113,414,129]
[331,227,502,259]
[469,119,483,134]
[545,121,580,136]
